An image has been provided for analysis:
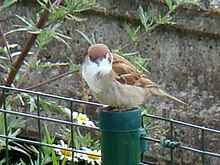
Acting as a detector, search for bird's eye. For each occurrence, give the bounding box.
[107,53,112,63]
[89,56,94,61]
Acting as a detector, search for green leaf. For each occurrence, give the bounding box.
[68,58,80,72]
[10,145,30,158]
[66,14,88,22]
[5,15,39,35]
[17,94,25,106]
[53,33,71,48]
[29,96,37,112]
[16,15,36,27]
[165,0,174,10]
[44,125,54,144]
[91,33,97,46]
[42,125,58,165]
[5,27,29,35]
[3,0,17,6]
[138,5,154,31]
[124,22,133,39]
[123,22,140,42]
[0,158,6,164]
[0,0,17,12]
[39,99,51,116]
[76,29,96,45]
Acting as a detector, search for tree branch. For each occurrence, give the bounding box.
[0,0,59,107]
[0,23,13,63]
[26,70,80,90]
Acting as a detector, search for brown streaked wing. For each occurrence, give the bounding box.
[112,53,158,88]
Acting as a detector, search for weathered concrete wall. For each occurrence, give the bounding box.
[0,0,219,164]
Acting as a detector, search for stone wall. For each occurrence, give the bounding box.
[0,0,219,164]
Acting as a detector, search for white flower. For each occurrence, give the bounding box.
[63,108,96,127]
[76,113,89,121]
[83,120,96,127]
[76,147,101,165]
[53,140,78,162]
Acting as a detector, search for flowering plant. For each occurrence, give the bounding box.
[54,140,101,165]
[53,107,101,164]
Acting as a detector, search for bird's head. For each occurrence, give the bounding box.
[82,44,114,93]
[87,44,113,67]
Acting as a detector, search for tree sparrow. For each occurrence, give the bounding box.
[82,44,188,111]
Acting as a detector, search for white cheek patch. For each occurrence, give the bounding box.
[82,64,102,93]
[82,55,113,93]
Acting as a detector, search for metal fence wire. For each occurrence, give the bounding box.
[0,85,219,165]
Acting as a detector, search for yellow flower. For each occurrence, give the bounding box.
[53,140,78,162]
[88,150,100,160]
[76,147,101,165]
[77,113,87,121]
[60,149,72,157]
[63,108,96,127]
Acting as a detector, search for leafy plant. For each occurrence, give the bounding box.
[123,23,140,42]
[141,106,158,131]
[0,0,98,100]
[164,0,176,11]
[138,5,154,31]
[0,0,198,164]
[19,125,59,165]
[76,29,97,45]
[120,0,195,50]
[0,0,17,12]
[0,113,27,160]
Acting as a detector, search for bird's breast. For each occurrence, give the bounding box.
[82,59,113,93]
[92,80,148,108]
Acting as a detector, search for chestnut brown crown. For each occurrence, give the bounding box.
[88,44,110,60]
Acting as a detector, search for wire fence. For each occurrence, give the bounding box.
[0,85,219,165]
[141,114,220,165]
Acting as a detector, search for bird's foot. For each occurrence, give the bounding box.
[96,106,115,112]
[111,108,126,112]
[97,106,137,112]
[111,106,136,112]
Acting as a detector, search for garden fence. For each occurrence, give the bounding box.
[0,85,219,165]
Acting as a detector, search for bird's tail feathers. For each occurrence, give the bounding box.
[150,88,188,111]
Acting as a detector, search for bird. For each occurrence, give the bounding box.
[82,43,188,111]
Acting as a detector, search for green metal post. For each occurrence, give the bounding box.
[99,107,141,165]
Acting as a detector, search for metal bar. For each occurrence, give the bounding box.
[70,101,75,165]
[1,85,220,164]
[37,94,42,164]
[140,115,144,162]
[140,152,144,163]
[0,85,104,107]
[143,114,220,133]
[170,121,174,165]
[180,145,220,157]
[143,137,160,143]
[0,134,101,158]
[201,129,205,165]
[0,86,218,135]
[2,88,9,165]
[1,84,218,131]
[142,137,220,157]
[0,108,99,130]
